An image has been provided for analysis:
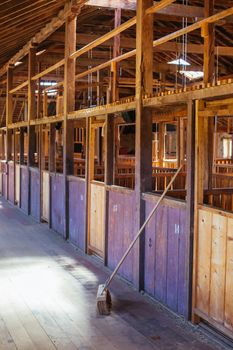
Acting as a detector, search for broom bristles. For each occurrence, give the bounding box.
[96,284,112,315]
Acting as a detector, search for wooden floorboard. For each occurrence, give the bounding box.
[0,198,231,350]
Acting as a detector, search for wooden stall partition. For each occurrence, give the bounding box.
[41,170,50,222]
[143,193,189,317]
[20,165,29,214]
[1,161,7,199]
[68,176,86,252]
[8,161,14,204]
[107,187,137,284]
[15,163,20,205]
[50,173,65,236]
[193,205,233,339]
[0,170,2,195]
[29,167,40,221]
[88,181,105,258]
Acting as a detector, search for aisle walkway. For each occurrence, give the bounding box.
[0,198,230,350]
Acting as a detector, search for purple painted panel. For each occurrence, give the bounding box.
[166,206,180,310]
[154,205,168,303]
[51,174,65,236]
[20,166,29,214]
[8,162,14,204]
[177,208,189,318]
[107,190,136,284]
[2,173,7,199]
[30,168,40,221]
[144,202,156,295]
[144,196,188,318]
[68,178,85,251]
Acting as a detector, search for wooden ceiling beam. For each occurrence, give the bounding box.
[86,0,204,18]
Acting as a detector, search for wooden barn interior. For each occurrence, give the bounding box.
[0,0,233,349]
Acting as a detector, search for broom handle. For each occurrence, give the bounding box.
[104,163,184,291]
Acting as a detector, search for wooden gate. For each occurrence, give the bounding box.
[193,205,233,338]
[42,171,50,222]
[88,182,105,257]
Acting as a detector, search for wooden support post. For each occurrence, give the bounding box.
[84,117,90,254]
[63,16,77,239]
[159,122,165,167]
[37,63,42,119]
[105,115,114,186]
[1,130,4,160]
[135,0,153,290]
[203,0,215,85]
[186,100,196,321]
[109,8,121,103]
[43,92,48,117]
[28,47,37,167]
[202,0,215,190]
[104,114,114,265]
[6,67,14,200]
[13,129,16,203]
[19,128,24,165]
[49,124,56,173]
[6,67,13,161]
[87,118,95,255]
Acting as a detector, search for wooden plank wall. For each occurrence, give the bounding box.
[144,194,189,317]
[8,161,14,204]
[194,206,233,336]
[68,177,86,251]
[20,166,29,214]
[50,174,65,236]
[107,188,137,285]
[29,168,40,221]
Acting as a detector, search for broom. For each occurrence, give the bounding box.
[96,163,184,315]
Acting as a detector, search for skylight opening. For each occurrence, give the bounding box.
[14,61,22,67]
[40,81,57,87]
[180,71,204,80]
[168,58,190,66]
[36,49,46,56]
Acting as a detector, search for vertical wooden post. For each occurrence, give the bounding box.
[49,123,56,173]
[19,128,24,165]
[63,16,77,239]
[6,66,13,200]
[84,117,90,254]
[135,0,153,290]
[27,46,37,215]
[186,100,196,320]
[202,0,215,190]
[28,47,37,167]
[158,123,165,167]
[104,114,114,265]
[203,0,215,85]
[37,63,42,119]
[6,67,13,161]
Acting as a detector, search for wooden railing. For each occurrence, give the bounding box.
[204,188,233,212]
[212,173,233,188]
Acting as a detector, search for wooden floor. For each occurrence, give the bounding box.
[0,198,230,350]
